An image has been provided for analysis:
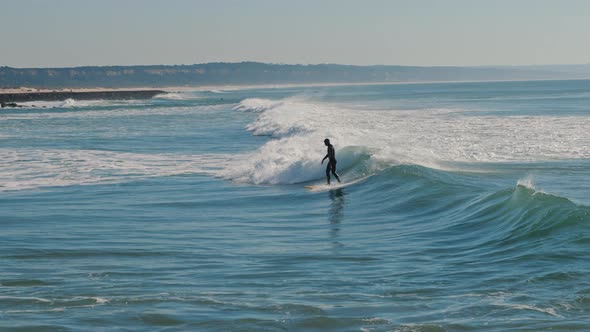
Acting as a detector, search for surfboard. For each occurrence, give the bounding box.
[304,181,351,191]
[304,185,321,190]
[305,183,350,192]
[304,175,371,192]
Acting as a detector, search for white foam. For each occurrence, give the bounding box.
[93,297,109,304]
[233,98,284,113]
[6,95,590,190]
[0,148,228,191]
[0,296,110,314]
[3,308,65,314]
[448,292,562,318]
[516,175,542,192]
[17,99,81,108]
[0,105,224,120]
[17,98,146,109]
[154,92,203,100]
[0,296,51,303]
[501,303,561,317]
[220,96,590,185]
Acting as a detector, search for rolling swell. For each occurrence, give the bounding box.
[335,163,590,324]
[352,164,590,260]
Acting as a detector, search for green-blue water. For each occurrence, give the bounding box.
[1,80,590,331]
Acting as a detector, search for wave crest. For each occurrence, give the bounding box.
[232,98,284,113]
[233,96,590,169]
[220,145,374,185]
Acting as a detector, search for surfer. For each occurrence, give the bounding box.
[321,138,341,185]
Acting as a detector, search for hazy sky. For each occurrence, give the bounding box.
[2,0,589,68]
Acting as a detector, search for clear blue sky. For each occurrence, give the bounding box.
[2,0,589,68]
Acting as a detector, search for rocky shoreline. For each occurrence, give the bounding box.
[0,89,165,108]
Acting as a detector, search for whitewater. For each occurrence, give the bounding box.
[1,80,589,331]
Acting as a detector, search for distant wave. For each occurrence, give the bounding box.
[15,98,151,109]
[18,99,105,109]
[0,104,225,120]
[0,148,228,192]
[347,163,590,255]
[232,98,284,113]
[154,92,203,100]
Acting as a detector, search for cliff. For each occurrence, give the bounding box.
[2,62,589,89]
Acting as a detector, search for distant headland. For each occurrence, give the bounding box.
[0,88,165,108]
[2,62,590,107]
[3,62,590,90]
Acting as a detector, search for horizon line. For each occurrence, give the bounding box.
[3,61,590,70]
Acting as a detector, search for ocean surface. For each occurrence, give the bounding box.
[1,80,590,331]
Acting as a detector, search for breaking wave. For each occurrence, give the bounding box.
[221,97,590,185]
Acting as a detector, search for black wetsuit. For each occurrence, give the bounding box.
[324,144,341,184]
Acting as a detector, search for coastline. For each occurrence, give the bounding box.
[0,88,165,106]
[0,82,411,96]
[0,83,399,107]
[3,77,588,107]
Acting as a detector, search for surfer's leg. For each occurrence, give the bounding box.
[333,171,341,183]
[326,164,331,184]
[331,162,341,183]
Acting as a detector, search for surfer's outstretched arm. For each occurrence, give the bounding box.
[321,154,328,164]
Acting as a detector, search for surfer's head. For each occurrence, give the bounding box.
[324,138,330,146]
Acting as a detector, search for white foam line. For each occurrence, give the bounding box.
[154,92,206,100]
[0,104,225,120]
[0,148,231,191]
[499,303,562,317]
[3,308,65,314]
[0,296,109,314]
[449,292,563,318]
[0,296,51,302]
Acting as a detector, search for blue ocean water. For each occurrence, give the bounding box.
[1,80,590,331]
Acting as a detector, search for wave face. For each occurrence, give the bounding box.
[2,80,590,331]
